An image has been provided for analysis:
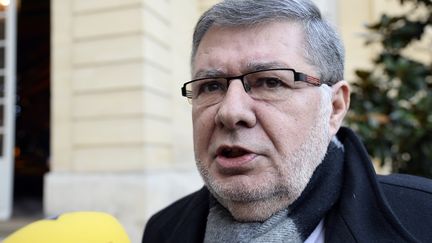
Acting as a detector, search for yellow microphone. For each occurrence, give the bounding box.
[3,211,131,243]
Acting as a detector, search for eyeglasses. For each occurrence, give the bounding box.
[181,68,322,106]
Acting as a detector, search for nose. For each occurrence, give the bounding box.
[215,79,256,130]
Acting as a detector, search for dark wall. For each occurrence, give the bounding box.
[14,0,50,201]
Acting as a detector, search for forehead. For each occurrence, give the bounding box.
[192,21,313,76]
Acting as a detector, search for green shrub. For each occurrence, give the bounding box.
[347,0,432,178]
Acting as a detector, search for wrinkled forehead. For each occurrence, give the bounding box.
[191,21,313,78]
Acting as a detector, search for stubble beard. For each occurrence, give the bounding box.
[196,89,333,222]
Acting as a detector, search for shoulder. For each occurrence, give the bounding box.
[377,173,432,215]
[378,173,432,196]
[142,187,210,242]
[378,173,432,241]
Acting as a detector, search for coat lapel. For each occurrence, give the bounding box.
[168,187,210,243]
[325,128,418,242]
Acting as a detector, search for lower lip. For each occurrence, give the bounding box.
[215,153,257,169]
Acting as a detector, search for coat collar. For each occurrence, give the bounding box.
[325,127,418,242]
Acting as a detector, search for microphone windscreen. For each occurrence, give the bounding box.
[3,211,130,243]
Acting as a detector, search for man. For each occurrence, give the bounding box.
[143,0,432,242]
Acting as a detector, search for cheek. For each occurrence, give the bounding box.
[263,114,306,153]
[258,95,321,152]
[192,107,215,157]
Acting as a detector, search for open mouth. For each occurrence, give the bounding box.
[215,145,257,170]
[218,146,250,158]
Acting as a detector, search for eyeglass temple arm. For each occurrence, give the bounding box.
[181,86,188,97]
[182,86,196,99]
[295,72,321,86]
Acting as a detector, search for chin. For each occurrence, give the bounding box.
[216,194,293,222]
[204,177,297,222]
[210,173,278,201]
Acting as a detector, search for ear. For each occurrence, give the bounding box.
[329,80,350,136]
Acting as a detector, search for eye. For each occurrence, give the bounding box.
[255,77,284,89]
[198,80,226,94]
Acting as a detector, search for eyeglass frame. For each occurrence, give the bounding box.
[181,68,323,102]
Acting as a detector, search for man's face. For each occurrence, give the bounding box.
[192,21,335,221]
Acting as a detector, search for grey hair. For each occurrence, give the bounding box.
[191,0,345,85]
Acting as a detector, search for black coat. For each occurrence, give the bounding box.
[142,127,432,242]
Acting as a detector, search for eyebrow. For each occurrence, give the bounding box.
[193,61,291,79]
[193,69,226,79]
[245,62,290,72]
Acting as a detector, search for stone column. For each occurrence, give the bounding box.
[48,0,202,241]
